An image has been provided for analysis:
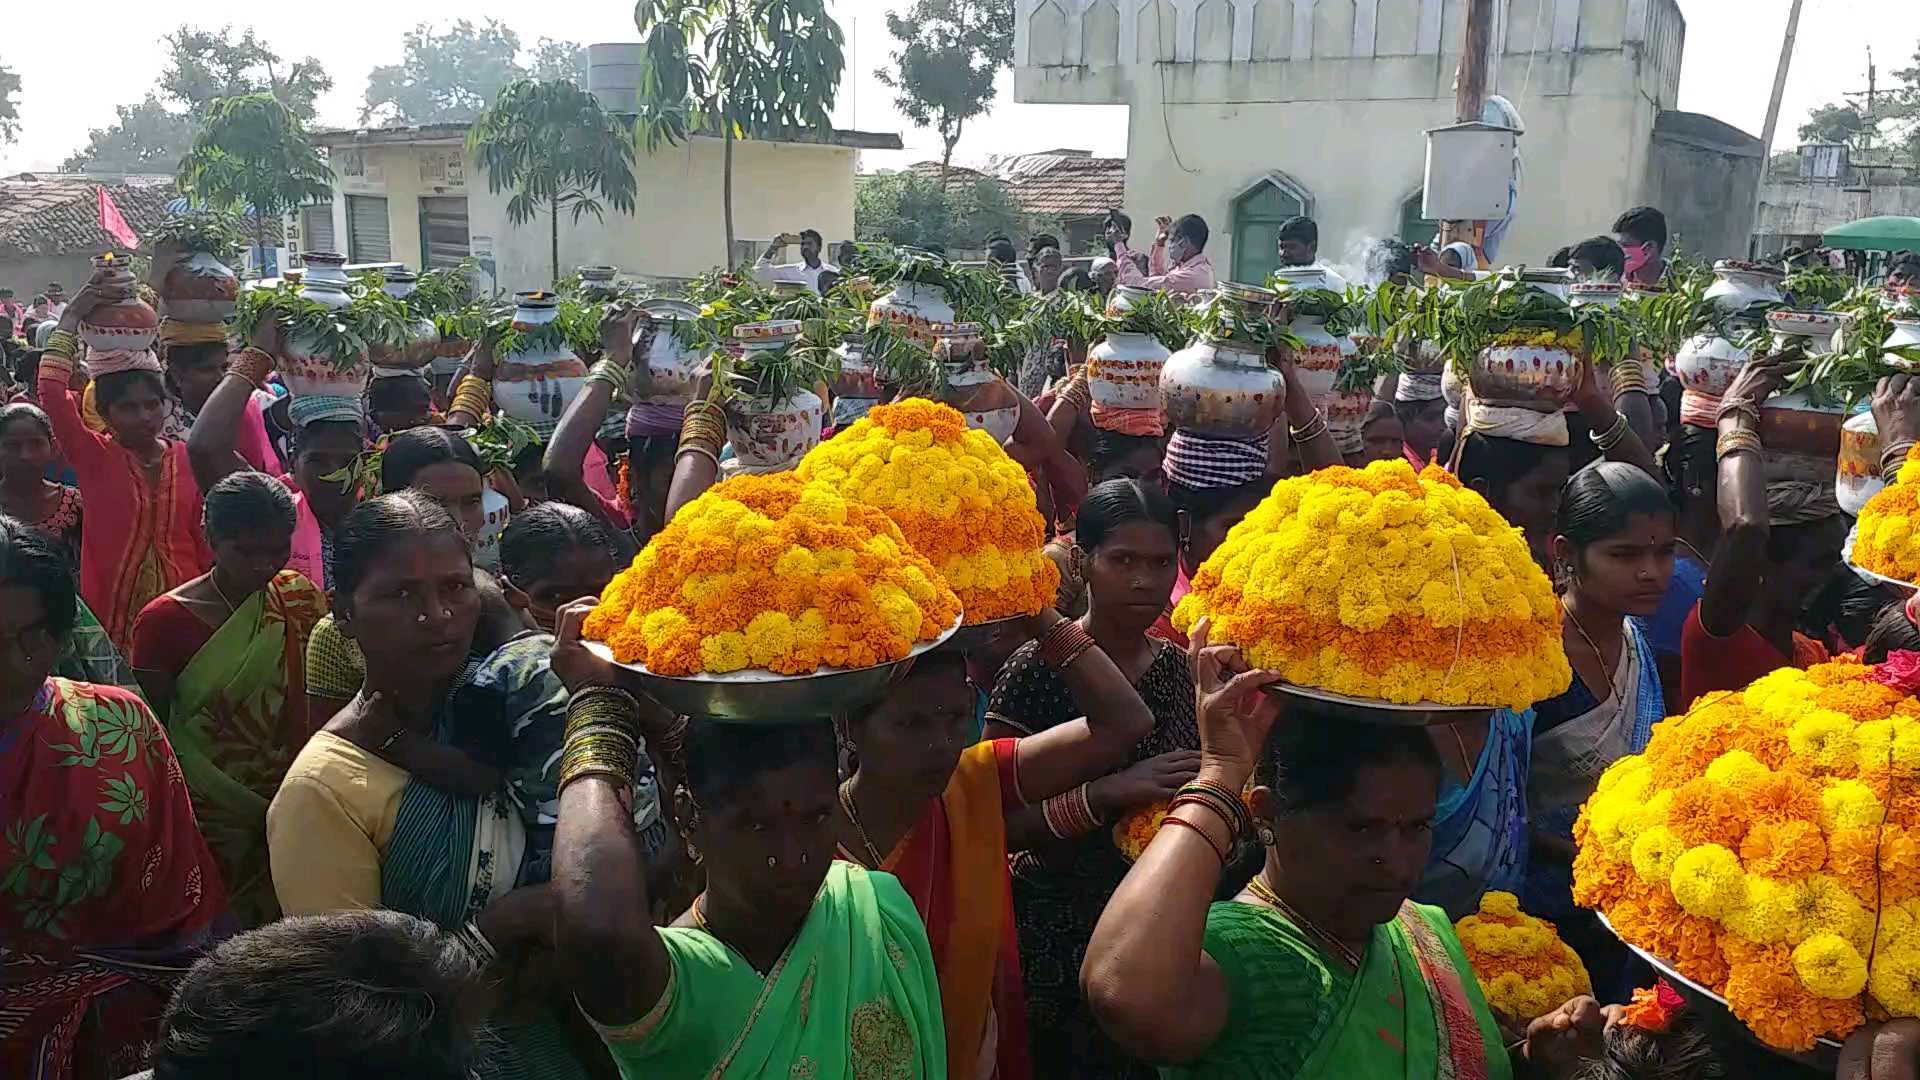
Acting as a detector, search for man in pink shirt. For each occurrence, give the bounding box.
[1114,212,1216,297]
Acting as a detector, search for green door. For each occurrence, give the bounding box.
[1231,181,1306,285]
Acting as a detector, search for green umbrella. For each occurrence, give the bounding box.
[1823,216,1920,252]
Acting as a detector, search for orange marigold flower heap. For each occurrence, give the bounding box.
[795,397,1058,624]
[1573,658,1920,1051]
[1855,445,1920,582]
[582,472,962,675]
[1454,891,1591,1024]
[1170,459,1569,709]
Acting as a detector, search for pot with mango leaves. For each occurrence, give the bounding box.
[577,265,623,302]
[869,280,955,349]
[1705,260,1786,316]
[1468,329,1582,413]
[631,298,704,408]
[1673,329,1754,426]
[493,291,589,436]
[1086,331,1170,411]
[372,269,441,372]
[1838,409,1883,516]
[158,249,240,323]
[937,323,1020,442]
[1160,282,1284,439]
[1105,284,1150,318]
[726,321,823,472]
[79,253,159,355]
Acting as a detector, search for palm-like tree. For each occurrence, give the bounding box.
[468,79,639,285]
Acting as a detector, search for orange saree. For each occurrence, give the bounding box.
[862,739,1032,1080]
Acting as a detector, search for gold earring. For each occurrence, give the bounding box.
[1257,824,1276,847]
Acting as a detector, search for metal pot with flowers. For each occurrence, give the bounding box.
[1159,284,1297,439]
[148,210,244,323]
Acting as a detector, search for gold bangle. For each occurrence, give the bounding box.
[45,329,79,362]
[1289,411,1329,442]
[451,374,493,418]
[226,347,274,388]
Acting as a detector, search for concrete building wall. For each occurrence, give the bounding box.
[1755,180,1920,249]
[1642,113,1764,260]
[0,253,105,304]
[1016,0,1698,275]
[322,135,857,293]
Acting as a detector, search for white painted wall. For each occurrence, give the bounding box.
[1015,0,1691,274]
[321,135,857,292]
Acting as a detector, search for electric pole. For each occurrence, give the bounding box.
[1439,0,1495,251]
[1751,0,1805,252]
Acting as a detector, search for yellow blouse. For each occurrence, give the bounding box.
[265,730,407,916]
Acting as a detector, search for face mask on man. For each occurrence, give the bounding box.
[1622,242,1655,277]
[1167,236,1193,264]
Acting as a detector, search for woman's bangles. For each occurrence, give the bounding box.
[226,347,274,388]
[1165,778,1252,866]
[1041,782,1101,839]
[1884,440,1916,484]
[677,400,727,468]
[450,374,493,419]
[1036,617,1096,671]
[1288,409,1329,444]
[557,686,646,792]
[451,920,498,969]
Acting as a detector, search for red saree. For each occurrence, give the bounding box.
[862,739,1032,1080]
[1,678,227,1079]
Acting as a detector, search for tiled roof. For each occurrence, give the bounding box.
[904,153,1125,218]
[0,174,179,257]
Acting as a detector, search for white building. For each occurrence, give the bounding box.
[1012,0,1763,280]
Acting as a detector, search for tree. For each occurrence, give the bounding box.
[632,0,845,263]
[64,26,330,172]
[178,94,334,270]
[468,80,638,285]
[361,20,585,125]
[875,0,1012,178]
[1798,102,1866,146]
[0,65,19,148]
[855,170,1046,252]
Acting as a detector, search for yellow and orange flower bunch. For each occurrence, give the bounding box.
[1112,786,1255,862]
[1455,892,1591,1023]
[1853,444,1920,582]
[583,472,962,675]
[1573,658,1920,1050]
[1170,459,1568,709]
[796,398,1058,624]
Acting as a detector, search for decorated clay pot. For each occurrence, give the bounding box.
[79,253,159,354]
[728,390,825,472]
[1469,341,1581,413]
[279,344,371,400]
[493,291,589,435]
[830,333,881,428]
[474,485,511,572]
[299,252,353,305]
[868,280,955,349]
[1105,284,1150,318]
[1705,260,1785,316]
[158,249,240,323]
[936,323,1019,442]
[1160,334,1284,439]
[1086,331,1171,411]
[1674,331,1753,400]
[1759,391,1845,459]
[1838,409,1883,517]
[372,270,441,371]
[632,298,704,406]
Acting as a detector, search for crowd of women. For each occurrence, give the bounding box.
[8,237,1920,1080]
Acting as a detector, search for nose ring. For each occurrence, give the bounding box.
[416,613,427,624]
[767,856,778,869]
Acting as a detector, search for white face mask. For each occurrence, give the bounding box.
[1167,236,1193,263]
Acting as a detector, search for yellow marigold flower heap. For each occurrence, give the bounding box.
[1572,658,1920,1051]
[1854,445,1920,582]
[582,472,962,675]
[795,398,1058,624]
[1455,891,1591,1023]
[1170,459,1568,709]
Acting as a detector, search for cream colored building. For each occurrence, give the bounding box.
[303,122,898,293]
[1013,0,1761,281]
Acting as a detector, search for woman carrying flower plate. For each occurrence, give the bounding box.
[37,274,212,648]
[546,607,946,1078]
[1080,619,1608,1079]
[1524,461,1676,992]
[985,479,1221,1077]
[833,601,1166,1079]
[1678,350,1850,710]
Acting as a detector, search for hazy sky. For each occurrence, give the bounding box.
[1,0,1915,177]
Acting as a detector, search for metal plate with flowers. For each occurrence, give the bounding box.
[585,616,961,722]
[1262,682,1494,727]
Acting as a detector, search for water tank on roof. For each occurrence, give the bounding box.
[587,43,644,115]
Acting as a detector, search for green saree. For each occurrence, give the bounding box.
[597,861,946,1080]
[1168,900,1510,1080]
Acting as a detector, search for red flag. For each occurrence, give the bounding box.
[96,186,140,250]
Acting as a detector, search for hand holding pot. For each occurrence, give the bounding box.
[599,306,646,371]
[1154,216,1173,244]
[1720,346,1802,415]
[471,336,499,382]
[56,274,129,334]
[1875,373,1920,449]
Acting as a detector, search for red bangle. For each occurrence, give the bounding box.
[1160,814,1228,864]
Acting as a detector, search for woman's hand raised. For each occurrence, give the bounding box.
[1187,617,1283,789]
[550,597,618,694]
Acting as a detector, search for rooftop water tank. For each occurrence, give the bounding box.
[587,43,644,115]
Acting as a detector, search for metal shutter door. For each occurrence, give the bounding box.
[419,196,470,269]
[302,203,336,254]
[346,195,391,262]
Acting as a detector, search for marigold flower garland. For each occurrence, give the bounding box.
[795,398,1058,624]
[1455,891,1591,1024]
[1853,445,1920,582]
[1573,657,1920,1050]
[1170,459,1569,709]
[583,472,963,675]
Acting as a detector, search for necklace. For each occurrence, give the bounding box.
[1564,602,1617,687]
[208,573,241,615]
[1246,873,1363,970]
[838,780,885,867]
